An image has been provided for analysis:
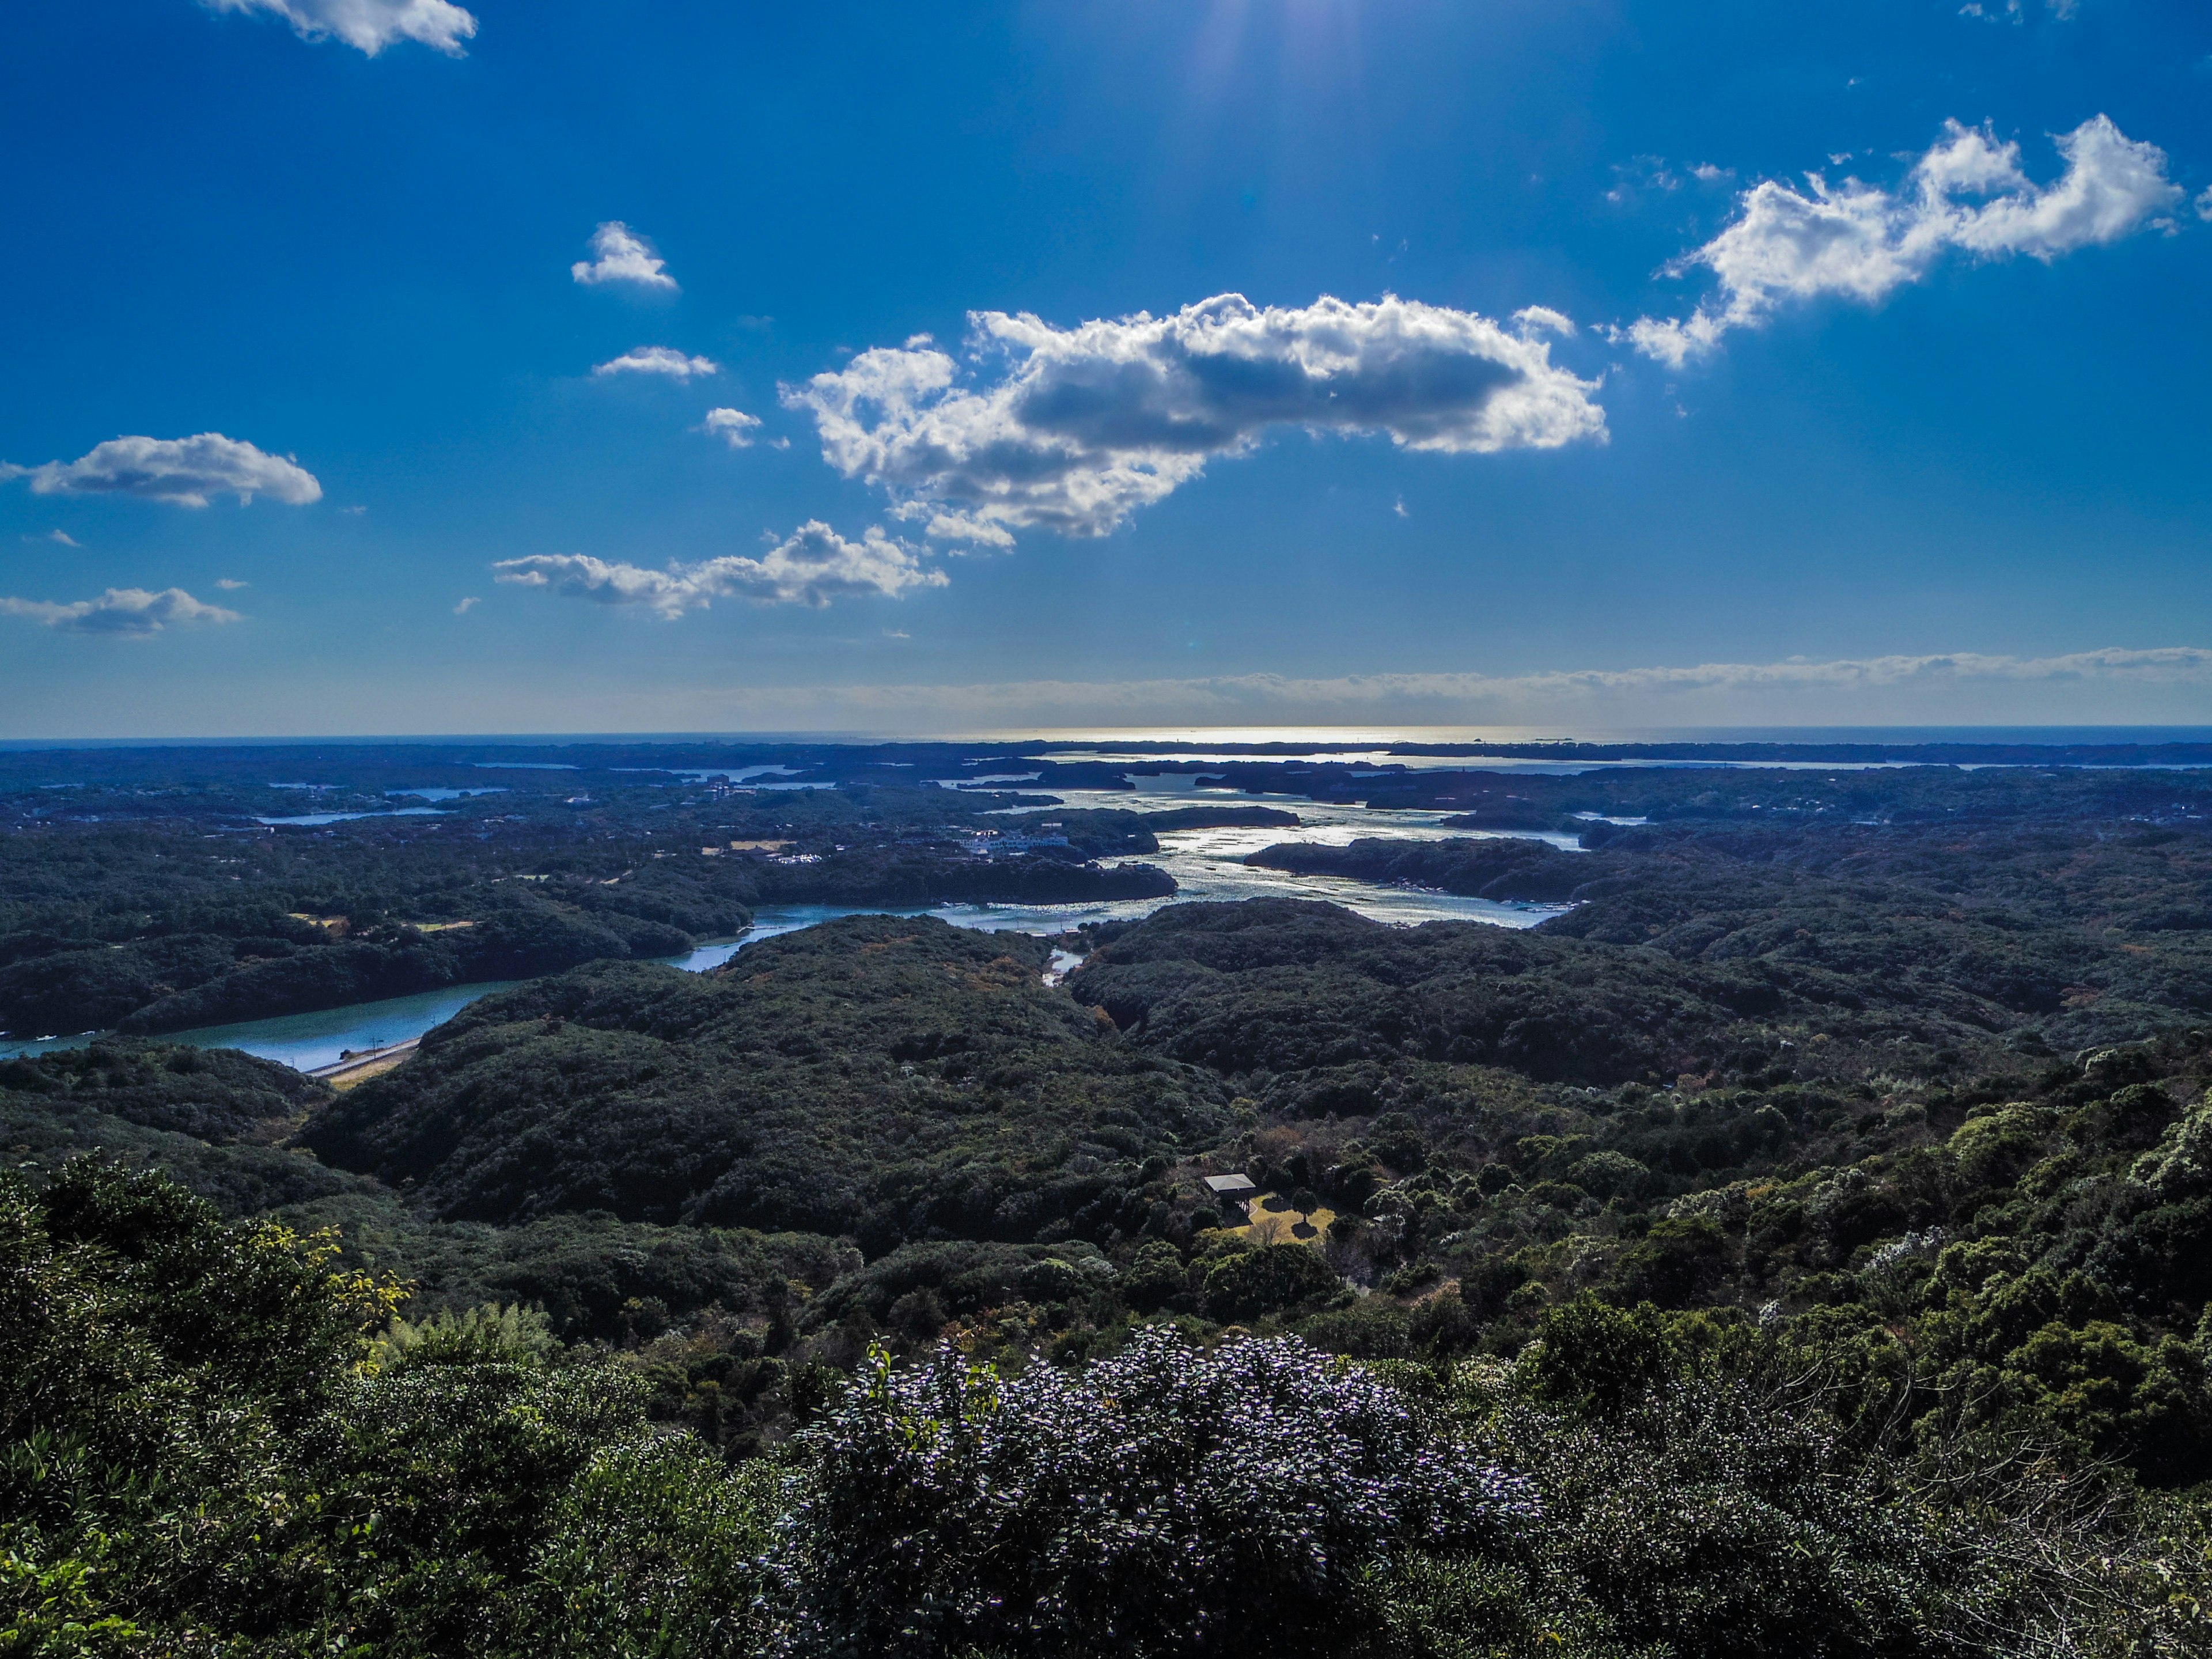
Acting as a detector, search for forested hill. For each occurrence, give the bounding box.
[1249,818,2212,1050]
[0,783,1188,1036]
[300,915,1234,1244]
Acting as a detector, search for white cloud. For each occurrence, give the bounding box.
[494,521,946,616]
[1628,115,2182,365]
[701,407,763,447]
[1510,305,1575,338]
[781,291,1605,545]
[2198,186,2212,223]
[0,434,322,507]
[910,507,1015,550]
[216,578,249,590]
[22,530,79,547]
[203,0,476,55]
[593,346,719,380]
[453,596,479,614]
[0,586,243,637]
[571,222,678,292]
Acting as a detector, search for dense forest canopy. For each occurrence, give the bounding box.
[300,916,1234,1245]
[7,738,2212,1653]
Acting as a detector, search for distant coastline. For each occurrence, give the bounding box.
[6,722,2212,753]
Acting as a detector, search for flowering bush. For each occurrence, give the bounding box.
[781,1325,1536,1657]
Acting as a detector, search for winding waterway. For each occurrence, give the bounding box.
[1,787,1568,1070]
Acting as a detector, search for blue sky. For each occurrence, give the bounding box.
[2,0,2209,736]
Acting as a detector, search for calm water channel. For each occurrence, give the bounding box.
[1,790,1570,1070]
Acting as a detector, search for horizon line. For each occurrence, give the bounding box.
[8,722,2212,753]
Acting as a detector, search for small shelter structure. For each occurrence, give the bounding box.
[1203,1172,1258,1222]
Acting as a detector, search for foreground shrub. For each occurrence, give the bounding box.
[782,1326,1535,1657]
[1373,1297,2212,1659]
[0,1160,775,1658]
[527,1442,782,1659]
[9,1161,2206,1659]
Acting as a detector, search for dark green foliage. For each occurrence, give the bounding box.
[1,1089,381,1221]
[1258,820,2212,1051]
[334,1203,855,1344]
[1612,1214,1732,1308]
[1202,1238,1344,1320]
[5,1158,2204,1658]
[803,1237,1109,1331]
[1529,1296,1679,1414]
[0,1159,778,1657]
[1122,1237,1188,1311]
[1066,907,2212,1491]
[1070,898,1803,1088]
[1479,1043,2212,1490]
[527,1445,783,1658]
[1416,1374,2009,1657]
[0,1038,323,1142]
[300,915,1236,1247]
[0,825,763,1037]
[0,1090,851,1360]
[1377,1297,2212,1658]
[1,1160,388,1442]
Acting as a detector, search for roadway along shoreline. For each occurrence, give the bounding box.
[307,1038,420,1088]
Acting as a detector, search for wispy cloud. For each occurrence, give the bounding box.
[782,293,1604,547]
[1627,115,2182,365]
[1960,0,2080,21]
[592,346,719,380]
[494,521,946,616]
[0,586,243,637]
[1605,156,1681,204]
[700,407,763,447]
[21,530,78,547]
[215,578,249,590]
[1,434,321,507]
[598,646,2212,730]
[453,596,479,614]
[202,0,476,56]
[571,222,678,292]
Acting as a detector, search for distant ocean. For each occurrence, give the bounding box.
[968,725,2212,748]
[5,725,2212,750]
